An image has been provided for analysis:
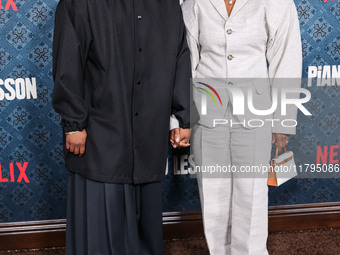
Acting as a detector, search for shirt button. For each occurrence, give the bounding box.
[227,29,232,35]
[137,16,142,19]
[228,82,233,86]
[227,55,234,60]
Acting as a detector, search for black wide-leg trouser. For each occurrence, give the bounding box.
[66,172,163,255]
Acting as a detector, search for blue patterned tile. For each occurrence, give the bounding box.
[297,0,317,26]
[325,35,340,62]
[324,84,340,99]
[307,17,333,43]
[6,106,32,132]
[25,0,54,29]
[8,144,34,163]
[33,83,50,109]
[0,47,12,71]
[27,124,52,148]
[0,127,13,152]
[48,178,67,201]
[29,162,53,185]
[298,132,321,157]
[0,205,14,222]
[29,199,53,219]
[318,112,339,136]
[9,184,34,207]
[28,41,52,69]
[312,185,334,202]
[0,10,12,29]
[310,55,329,66]
[10,63,30,78]
[6,22,33,50]
[47,109,62,125]
[329,1,340,21]
[48,142,64,167]
[301,37,314,58]
[296,178,318,191]
[305,95,326,120]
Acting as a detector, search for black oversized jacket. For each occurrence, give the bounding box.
[52,0,198,184]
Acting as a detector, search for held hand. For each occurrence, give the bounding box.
[170,128,191,148]
[178,128,191,148]
[66,129,87,157]
[272,133,289,152]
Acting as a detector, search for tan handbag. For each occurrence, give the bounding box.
[268,146,297,186]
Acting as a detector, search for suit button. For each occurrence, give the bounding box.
[137,81,141,85]
[137,16,142,20]
[227,29,232,35]
[228,82,233,86]
[138,48,142,52]
[227,55,234,60]
[134,112,139,116]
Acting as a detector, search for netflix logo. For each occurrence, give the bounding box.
[0,0,18,11]
[316,145,339,164]
[0,162,29,183]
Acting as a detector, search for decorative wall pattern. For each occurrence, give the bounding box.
[0,0,339,222]
[0,0,65,222]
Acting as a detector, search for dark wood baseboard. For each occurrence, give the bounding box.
[268,202,340,231]
[163,211,204,240]
[1,202,340,250]
[0,220,66,250]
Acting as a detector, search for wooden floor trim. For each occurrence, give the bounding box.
[268,202,340,231]
[1,202,340,250]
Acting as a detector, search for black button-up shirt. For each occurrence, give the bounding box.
[52,0,198,184]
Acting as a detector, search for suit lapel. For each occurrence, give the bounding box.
[209,0,250,22]
[209,0,229,21]
[228,0,250,20]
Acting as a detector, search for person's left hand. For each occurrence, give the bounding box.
[170,128,191,148]
[272,133,289,152]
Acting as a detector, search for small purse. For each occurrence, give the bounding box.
[267,146,297,186]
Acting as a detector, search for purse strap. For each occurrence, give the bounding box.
[274,146,288,159]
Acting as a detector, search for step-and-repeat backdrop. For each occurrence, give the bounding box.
[0,0,339,222]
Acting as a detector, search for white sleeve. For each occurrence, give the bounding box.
[181,0,200,78]
[266,0,302,135]
[169,114,180,130]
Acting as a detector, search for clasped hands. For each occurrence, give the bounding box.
[170,130,289,151]
[170,128,191,149]
[66,129,287,156]
[65,128,192,157]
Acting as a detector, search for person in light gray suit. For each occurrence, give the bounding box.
[170,0,302,254]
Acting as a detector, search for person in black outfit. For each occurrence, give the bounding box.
[52,0,198,253]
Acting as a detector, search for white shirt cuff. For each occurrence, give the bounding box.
[169,114,180,130]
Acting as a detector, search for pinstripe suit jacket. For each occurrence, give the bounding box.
[176,0,303,134]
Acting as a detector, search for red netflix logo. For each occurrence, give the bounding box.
[0,162,29,183]
[316,145,339,164]
[0,0,17,11]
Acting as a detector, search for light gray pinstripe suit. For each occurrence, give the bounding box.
[171,0,302,254]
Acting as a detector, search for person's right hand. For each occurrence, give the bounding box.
[170,128,191,148]
[272,133,289,152]
[66,129,87,157]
